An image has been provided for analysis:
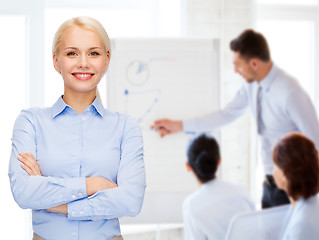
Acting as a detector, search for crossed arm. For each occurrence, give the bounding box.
[17,152,117,215]
[10,111,145,220]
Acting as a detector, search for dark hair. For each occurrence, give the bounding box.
[187,134,220,183]
[273,133,319,200]
[230,29,271,62]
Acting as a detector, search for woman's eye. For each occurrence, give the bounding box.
[67,52,76,56]
[90,52,100,56]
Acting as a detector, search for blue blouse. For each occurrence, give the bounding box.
[8,96,146,240]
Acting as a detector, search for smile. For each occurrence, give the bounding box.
[72,73,95,80]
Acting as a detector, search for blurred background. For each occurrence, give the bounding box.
[1,0,319,239]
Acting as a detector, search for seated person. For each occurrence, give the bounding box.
[272,132,319,240]
[183,134,255,240]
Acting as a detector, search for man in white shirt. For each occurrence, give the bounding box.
[151,29,319,208]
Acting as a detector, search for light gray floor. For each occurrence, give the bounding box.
[121,223,184,240]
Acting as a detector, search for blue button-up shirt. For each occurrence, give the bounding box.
[280,195,319,240]
[8,96,146,240]
[184,64,319,174]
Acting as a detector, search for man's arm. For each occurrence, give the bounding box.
[151,84,249,137]
[151,119,183,137]
[286,90,319,148]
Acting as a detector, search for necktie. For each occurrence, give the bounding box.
[257,85,264,134]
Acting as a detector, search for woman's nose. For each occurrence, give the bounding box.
[78,55,90,69]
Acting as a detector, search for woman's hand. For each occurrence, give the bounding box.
[17,152,117,213]
[86,177,118,196]
[46,177,118,214]
[17,152,68,214]
[47,204,68,215]
[18,152,42,176]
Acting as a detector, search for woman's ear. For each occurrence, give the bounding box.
[53,53,61,74]
[103,51,111,72]
[218,158,222,166]
[185,162,192,172]
[282,172,288,188]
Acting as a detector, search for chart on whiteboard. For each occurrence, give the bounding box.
[107,39,219,193]
[122,57,179,130]
[107,38,220,223]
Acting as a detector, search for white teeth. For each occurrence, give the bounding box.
[76,74,91,77]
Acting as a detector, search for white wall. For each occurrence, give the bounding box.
[183,0,256,195]
[9,1,319,239]
[3,0,319,239]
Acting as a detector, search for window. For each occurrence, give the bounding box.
[257,0,317,5]
[44,7,156,106]
[254,1,319,207]
[0,15,29,240]
[256,20,314,96]
[1,2,183,237]
[44,1,181,107]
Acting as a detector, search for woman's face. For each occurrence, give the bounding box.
[273,163,288,192]
[53,26,110,95]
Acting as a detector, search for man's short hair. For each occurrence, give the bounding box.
[230,29,271,62]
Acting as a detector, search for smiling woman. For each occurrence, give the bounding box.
[52,25,110,113]
[8,16,146,240]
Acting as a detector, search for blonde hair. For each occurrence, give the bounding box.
[52,16,111,57]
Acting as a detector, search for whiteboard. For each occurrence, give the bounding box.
[107,38,220,223]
